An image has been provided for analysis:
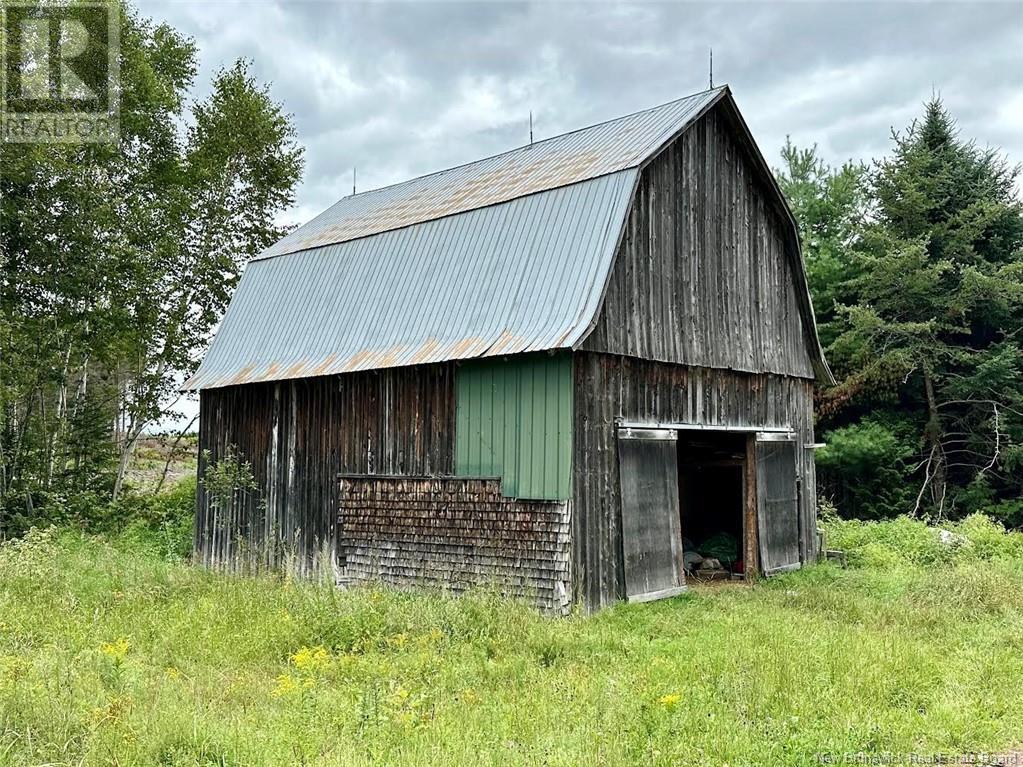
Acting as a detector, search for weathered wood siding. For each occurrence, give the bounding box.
[582,102,815,379]
[572,352,817,610]
[339,476,571,613]
[195,365,456,571]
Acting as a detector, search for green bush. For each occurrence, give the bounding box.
[817,420,916,519]
[114,477,196,560]
[980,499,1023,529]
[822,513,1023,568]
[3,488,111,537]
[4,475,196,560]
[945,477,1023,527]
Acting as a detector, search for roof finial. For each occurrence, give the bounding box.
[352,167,356,196]
[709,48,713,89]
[529,110,533,145]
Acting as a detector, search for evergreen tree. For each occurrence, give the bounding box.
[777,140,868,348]
[821,100,1023,520]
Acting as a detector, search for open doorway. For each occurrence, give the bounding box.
[617,424,802,599]
[677,432,748,581]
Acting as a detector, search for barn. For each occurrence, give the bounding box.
[185,85,832,613]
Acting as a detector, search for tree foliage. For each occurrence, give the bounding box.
[777,140,869,348]
[781,100,1023,522]
[0,3,303,533]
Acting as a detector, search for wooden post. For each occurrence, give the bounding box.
[744,433,758,582]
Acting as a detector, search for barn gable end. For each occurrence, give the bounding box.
[581,99,821,380]
[570,98,828,608]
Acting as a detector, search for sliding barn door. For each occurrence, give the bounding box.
[617,428,685,602]
[755,434,802,576]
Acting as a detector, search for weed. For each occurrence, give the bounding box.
[0,517,1020,765]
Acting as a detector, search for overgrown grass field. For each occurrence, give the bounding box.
[2,515,1022,766]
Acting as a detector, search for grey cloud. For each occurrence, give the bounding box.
[137,0,1023,226]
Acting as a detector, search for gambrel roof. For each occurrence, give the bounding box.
[185,87,830,390]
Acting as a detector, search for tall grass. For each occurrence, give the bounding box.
[1,516,1021,766]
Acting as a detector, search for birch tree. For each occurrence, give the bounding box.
[0,4,303,529]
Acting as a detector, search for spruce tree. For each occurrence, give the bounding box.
[829,100,1023,519]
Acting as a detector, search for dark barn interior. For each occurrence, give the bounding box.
[677,432,747,579]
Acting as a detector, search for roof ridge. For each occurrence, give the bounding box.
[337,85,728,203]
[256,85,727,261]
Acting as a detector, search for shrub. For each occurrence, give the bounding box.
[822,513,1023,569]
[200,446,263,517]
[114,477,196,560]
[7,476,196,558]
[817,420,915,519]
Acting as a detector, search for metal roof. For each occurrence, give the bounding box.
[257,88,724,259]
[184,169,637,390]
[185,85,832,390]
[185,88,729,391]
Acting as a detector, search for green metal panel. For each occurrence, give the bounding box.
[455,353,573,500]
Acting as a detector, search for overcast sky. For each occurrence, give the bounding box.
[138,0,1023,228]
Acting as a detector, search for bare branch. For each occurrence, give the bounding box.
[977,403,1001,480]
[911,445,936,518]
[155,413,199,494]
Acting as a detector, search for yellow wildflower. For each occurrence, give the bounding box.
[164,666,181,680]
[396,710,417,727]
[389,685,411,706]
[386,632,408,649]
[100,638,130,660]
[270,673,299,697]
[90,695,132,726]
[290,645,330,672]
[460,687,480,705]
[656,693,682,708]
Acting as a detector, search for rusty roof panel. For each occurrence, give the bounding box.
[183,170,637,390]
[256,88,724,260]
